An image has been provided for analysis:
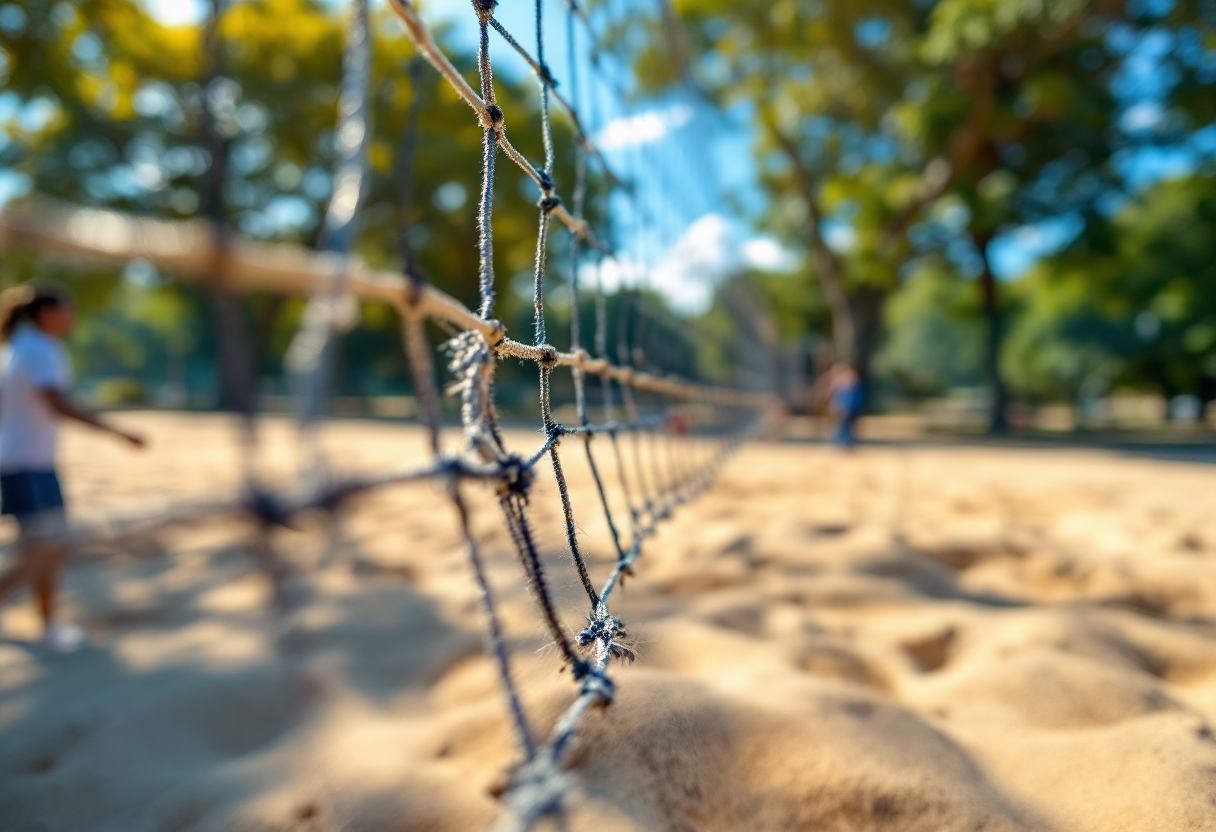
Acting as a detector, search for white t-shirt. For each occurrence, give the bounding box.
[0,326,72,473]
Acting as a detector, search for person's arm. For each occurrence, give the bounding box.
[40,389,145,448]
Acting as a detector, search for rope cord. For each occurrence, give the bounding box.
[387,2,759,828]
[0,1,777,829]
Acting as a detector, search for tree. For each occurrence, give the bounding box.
[914,0,1176,431]
[874,258,984,398]
[0,0,574,403]
[1006,171,1216,407]
[631,1,952,381]
[636,0,1215,427]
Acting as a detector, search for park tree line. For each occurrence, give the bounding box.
[635,0,1216,428]
[2,0,1215,427]
[0,0,600,410]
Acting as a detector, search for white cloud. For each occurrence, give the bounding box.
[650,213,742,313]
[578,216,799,314]
[743,237,799,272]
[578,254,645,296]
[577,214,736,313]
[594,104,694,152]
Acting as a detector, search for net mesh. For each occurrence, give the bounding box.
[0,1,776,828]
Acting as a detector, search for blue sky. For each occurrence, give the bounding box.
[26,0,1216,296]
[401,2,1215,284]
[142,0,757,310]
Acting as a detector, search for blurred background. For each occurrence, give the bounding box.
[4,5,1216,830]
[1,0,1215,436]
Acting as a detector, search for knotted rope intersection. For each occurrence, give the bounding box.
[0,1,774,829]
[383,2,768,828]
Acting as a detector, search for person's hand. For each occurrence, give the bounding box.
[122,431,147,450]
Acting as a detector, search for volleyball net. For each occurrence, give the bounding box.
[0,1,780,828]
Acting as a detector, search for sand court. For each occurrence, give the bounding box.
[2,413,1216,831]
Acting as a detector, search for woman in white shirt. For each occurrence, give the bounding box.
[0,282,145,652]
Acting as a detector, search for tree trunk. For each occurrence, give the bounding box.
[397,57,425,276]
[1197,376,1216,424]
[765,126,860,366]
[249,295,286,392]
[817,255,857,363]
[201,0,255,416]
[974,233,1008,434]
[849,288,885,409]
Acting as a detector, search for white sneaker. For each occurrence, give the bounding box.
[41,621,86,653]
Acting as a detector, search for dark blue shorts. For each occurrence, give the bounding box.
[1,471,66,526]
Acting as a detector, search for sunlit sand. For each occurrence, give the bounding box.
[2,413,1215,831]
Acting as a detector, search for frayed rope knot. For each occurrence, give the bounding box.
[538,195,562,214]
[578,611,634,664]
[495,454,534,499]
[536,344,559,367]
[484,318,506,347]
[579,666,615,701]
[559,656,611,701]
[568,656,615,702]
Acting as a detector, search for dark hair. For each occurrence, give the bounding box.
[0,281,72,342]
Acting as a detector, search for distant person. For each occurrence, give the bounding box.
[829,361,864,450]
[0,282,145,652]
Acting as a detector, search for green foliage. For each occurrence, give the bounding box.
[3,0,1215,412]
[631,0,1139,375]
[874,261,985,397]
[0,0,587,403]
[1006,172,1216,400]
[752,266,831,346]
[643,0,1216,414]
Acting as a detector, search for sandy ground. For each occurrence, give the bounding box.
[3,412,1216,831]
